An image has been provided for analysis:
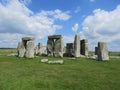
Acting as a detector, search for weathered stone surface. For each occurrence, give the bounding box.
[54,38,63,57]
[35,43,44,55]
[97,42,109,61]
[47,35,63,57]
[25,41,34,58]
[47,39,54,56]
[48,60,64,64]
[80,39,88,56]
[95,47,98,55]
[22,37,34,41]
[17,41,25,57]
[38,43,43,55]
[34,45,39,55]
[48,35,62,39]
[89,55,97,59]
[17,37,35,58]
[74,35,80,57]
[66,43,74,57]
[41,59,48,63]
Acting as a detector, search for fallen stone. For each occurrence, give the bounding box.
[68,58,76,60]
[7,53,17,56]
[41,59,48,63]
[89,55,97,59]
[48,60,64,64]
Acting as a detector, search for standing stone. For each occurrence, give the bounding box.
[63,46,66,53]
[17,37,35,58]
[47,38,54,56]
[97,42,109,61]
[80,39,88,56]
[74,35,80,57]
[34,45,38,55]
[66,43,74,57]
[54,38,63,57]
[95,47,98,55]
[47,35,63,57]
[35,43,44,55]
[38,43,44,55]
[25,41,34,58]
[17,41,25,57]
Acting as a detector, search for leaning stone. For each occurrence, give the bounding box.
[89,55,97,59]
[41,59,48,63]
[25,41,34,58]
[48,60,64,64]
[17,41,25,57]
[97,42,109,61]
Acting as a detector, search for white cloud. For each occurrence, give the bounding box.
[0,0,71,47]
[54,9,71,21]
[20,0,32,5]
[63,35,74,45]
[80,5,120,51]
[72,23,79,32]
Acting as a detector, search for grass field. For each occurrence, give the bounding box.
[0,49,120,90]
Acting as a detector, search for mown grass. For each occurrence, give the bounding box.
[0,49,120,90]
[0,48,17,55]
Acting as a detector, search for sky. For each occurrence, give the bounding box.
[0,0,120,51]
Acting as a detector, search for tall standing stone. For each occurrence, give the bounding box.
[25,41,34,58]
[47,38,54,56]
[97,42,109,61]
[38,43,44,55]
[17,41,25,57]
[74,35,80,57]
[34,45,38,55]
[35,43,44,55]
[80,39,88,56]
[66,43,74,57]
[95,47,98,55]
[54,38,63,57]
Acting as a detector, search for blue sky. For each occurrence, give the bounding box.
[0,0,120,51]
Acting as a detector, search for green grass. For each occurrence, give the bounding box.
[109,52,120,56]
[0,48,17,55]
[0,49,120,90]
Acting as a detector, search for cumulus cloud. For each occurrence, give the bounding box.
[63,35,74,44]
[80,5,120,51]
[72,23,79,32]
[0,0,71,47]
[20,0,32,5]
